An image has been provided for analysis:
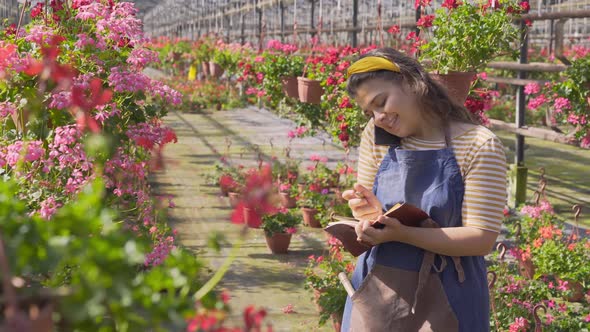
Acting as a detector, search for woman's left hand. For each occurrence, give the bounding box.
[355,215,404,246]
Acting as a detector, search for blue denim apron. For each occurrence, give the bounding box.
[341,140,490,332]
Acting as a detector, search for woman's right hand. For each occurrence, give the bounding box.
[342,183,383,221]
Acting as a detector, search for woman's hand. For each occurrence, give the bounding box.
[354,215,403,246]
[341,183,383,222]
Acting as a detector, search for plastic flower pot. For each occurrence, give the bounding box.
[264,232,292,254]
[297,77,324,104]
[301,207,321,228]
[279,192,297,209]
[281,76,299,99]
[209,61,224,79]
[429,71,476,105]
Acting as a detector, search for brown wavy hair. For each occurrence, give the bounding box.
[346,48,479,127]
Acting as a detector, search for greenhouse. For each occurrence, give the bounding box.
[0,0,590,331]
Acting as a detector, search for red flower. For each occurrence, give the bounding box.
[338,132,350,142]
[387,25,400,34]
[519,1,530,13]
[416,15,435,28]
[414,0,432,9]
[4,24,16,36]
[525,19,532,27]
[243,306,268,330]
[339,96,352,109]
[442,0,460,9]
[230,165,277,228]
[406,31,418,41]
[31,3,44,19]
[71,78,113,111]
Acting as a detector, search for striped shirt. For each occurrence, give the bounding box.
[357,119,507,233]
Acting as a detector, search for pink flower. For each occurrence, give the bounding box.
[508,317,528,332]
[414,0,432,9]
[39,196,61,220]
[553,97,571,113]
[584,313,590,323]
[310,154,321,162]
[416,15,435,28]
[387,25,400,34]
[0,101,16,118]
[527,94,548,110]
[557,279,569,292]
[545,313,554,324]
[477,72,488,80]
[442,0,460,9]
[524,83,540,95]
[285,227,297,234]
[282,304,296,314]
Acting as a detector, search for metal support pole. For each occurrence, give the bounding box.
[351,0,358,47]
[280,0,285,42]
[510,16,530,207]
[310,0,315,38]
[548,19,554,55]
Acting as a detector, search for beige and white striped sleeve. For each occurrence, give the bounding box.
[356,119,388,191]
[461,136,507,233]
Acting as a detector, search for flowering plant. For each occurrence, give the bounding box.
[296,184,330,211]
[531,235,590,284]
[417,0,523,73]
[304,244,354,326]
[260,208,300,236]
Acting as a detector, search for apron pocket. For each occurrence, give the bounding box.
[350,264,458,332]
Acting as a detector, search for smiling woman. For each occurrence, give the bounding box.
[339,48,507,332]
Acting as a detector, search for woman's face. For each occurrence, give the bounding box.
[354,78,427,138]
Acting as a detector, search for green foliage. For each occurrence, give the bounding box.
[420,1,521,73]
[304,246,353,326]
[261,209,300,236]
[0,178,216,331]
[551,55,590,139]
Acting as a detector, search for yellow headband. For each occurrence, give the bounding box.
[346,56,400,77]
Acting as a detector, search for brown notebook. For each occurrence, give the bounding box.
[323,202,430,257]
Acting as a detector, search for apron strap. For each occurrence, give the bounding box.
[452,256,466,283]
[412,250,436,314]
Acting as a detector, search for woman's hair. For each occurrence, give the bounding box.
[346,48,479,126]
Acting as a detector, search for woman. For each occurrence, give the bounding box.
[340,48,507,331]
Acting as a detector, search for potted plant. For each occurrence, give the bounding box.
[260,208,300,254]
[297,185,329,228]
[304,246,354,331]
[297,56,326,104]
[532,238,589,302]
[417,0,524,103]
[278,183,298,209]
[195,37,213,78]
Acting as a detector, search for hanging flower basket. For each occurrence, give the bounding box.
[281,76,299,99]
[209,61,223,79]
[301,207,321,228]
[429,71,476,105]
[297,77,324,104]
[517,257,535,279]
[264,232,292,254]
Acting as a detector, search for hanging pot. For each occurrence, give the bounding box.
[209,61,223,79]
[300,207,321,228]
[429,71,476,105]
[555,277,585,302]
[281,76,299,99]
[264,232,292,254]
[297,77,324,104]
[517,258,535,279]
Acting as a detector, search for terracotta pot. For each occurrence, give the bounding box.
[209,61,224,78]
[279,192,297,208]
[301,207,321,228]
[297,77,324,104]
[201,62,210,77]
[556,277,585,302]
[430,71,476,105]
[518,258,535,279]
[281,76,299,99]
[264,232,292,254]
[228,192,242,208]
